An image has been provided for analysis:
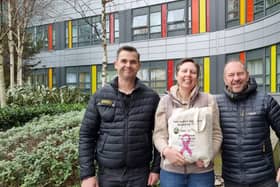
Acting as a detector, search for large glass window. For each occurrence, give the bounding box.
[31,69,47,86]
[246,49,267,91]
[92,16,102,44]
[187,2,192,34]
[97,64,116,89]
[79,72,91,91]
[114,14,119,42]
[137,61,167,94]
[78,18,91,46]
[132,8,149,41]
[266,0,280,15]
[36,25,48,49]
[254,0,265,20]
[226,0,239,27]
[167,1,186,36]
[150,5,161,38]
[72,20,78,47]
[66,66,91,92]
[132,5,162,41]
[52,69,57,88]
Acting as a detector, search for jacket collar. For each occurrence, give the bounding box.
[110,76,144,92]
[169,85,200,106]
[224,77,257,101]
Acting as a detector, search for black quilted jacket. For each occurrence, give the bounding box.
[216,78,280,184]
[79,77,160,180]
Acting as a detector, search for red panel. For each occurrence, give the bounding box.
[246,0,254,23]
[240,52,245,64]
[109,13,114,44]
[161,4,167,38]
[206,0,210,32]
[48,24,53,51]
[192,0,199,34]
[167,60,174,90]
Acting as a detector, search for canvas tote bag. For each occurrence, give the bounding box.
[166,107,213,167]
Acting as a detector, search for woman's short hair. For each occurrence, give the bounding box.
[176,58,200,78]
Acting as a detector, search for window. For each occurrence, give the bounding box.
[78,18,91,46]
[246,49,267,91]
[132,5,162,40]
[114,14,119,42]
[150,66,167,94]
[52,26,56,49]
[36,25,48,49]
[72,20,78,47]
[137,61,167,94]
[254,0,265,20]
[32,69,47,86]
[150,5,161,38]
[187,2,192,34]
[66,66,91,92]
[26,27,36,46]
[52,69,57,88]
[226,0,239,27]
[79,72,91,91]
[66,72,77,88]
[97,64,116,89]
[167,1,186,36]
[132,8,149,40]
[92,16,102,44]
[265,0,280,15]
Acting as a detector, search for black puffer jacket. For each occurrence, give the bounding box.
[216,78,280,184]
[79,77,160,180]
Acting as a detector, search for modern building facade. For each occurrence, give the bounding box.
[28,0,280,94]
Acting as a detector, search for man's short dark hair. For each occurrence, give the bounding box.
[176,58,200,78]
[117,45,140,61]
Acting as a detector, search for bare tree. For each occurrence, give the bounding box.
[10,0,53,86]
[0,0,7,107]
[101,0,112,87]
[7,0,15,88]
[63,0,112,87]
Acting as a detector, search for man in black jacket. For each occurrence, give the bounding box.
[79,45,160,187]
[216,60,280,187]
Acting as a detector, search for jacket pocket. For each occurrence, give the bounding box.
[97,102,116,122]
[97,134,108,153]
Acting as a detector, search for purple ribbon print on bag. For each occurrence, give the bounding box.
[180,134,192,156]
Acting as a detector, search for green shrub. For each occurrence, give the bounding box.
[0,103,85,131]
[0,110,84,187]
[6,85,90,106]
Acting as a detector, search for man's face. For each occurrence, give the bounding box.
[224,61,249,93]
[114,50,140,81]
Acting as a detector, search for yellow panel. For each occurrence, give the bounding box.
[91,65,97,94]
[203,57,210,93]
[68,21,72,48]
[271,45,277,93]
[199,0,206,33]
[48,68,53,89]
[240,0,245,25]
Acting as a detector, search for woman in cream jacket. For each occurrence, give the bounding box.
[153,58,222,187]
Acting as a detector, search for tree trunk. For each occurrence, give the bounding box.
[101,0,108,87]
[8,0,15,88]
[16,24,23,86]
[0,43,6,108]
[17,48,23,86]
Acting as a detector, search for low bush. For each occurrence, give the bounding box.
[6,85,90,107]
[0,110,84,187]
[0,103,85,131]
